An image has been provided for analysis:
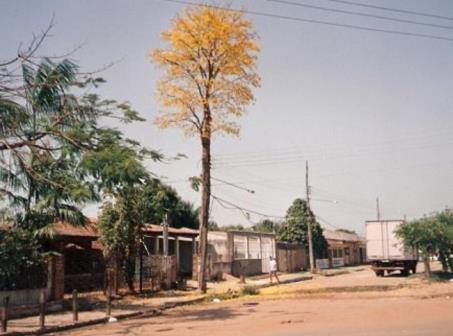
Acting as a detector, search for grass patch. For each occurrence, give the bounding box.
[206,285,261,303]
[240,285,260,296]
[431,272,453,282]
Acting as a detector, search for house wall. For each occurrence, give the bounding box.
[327,240,367,267]
[231,259,262,277]
[199,231,276,279]
[276,243,307,272]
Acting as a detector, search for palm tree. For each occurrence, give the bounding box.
[0,58,95,229]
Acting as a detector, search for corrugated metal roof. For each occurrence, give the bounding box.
[142,224,199,236]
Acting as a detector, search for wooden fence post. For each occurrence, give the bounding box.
[72,289,78,322]
[1,296,9,333]
[39,288,46,330]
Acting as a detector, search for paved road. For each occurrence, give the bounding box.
[60,294,453,336]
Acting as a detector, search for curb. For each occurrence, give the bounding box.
[2,296,206,336]
[254,276,313,289]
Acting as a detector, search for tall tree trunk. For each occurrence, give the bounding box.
[423,254,432,279]
[198,133,211,293]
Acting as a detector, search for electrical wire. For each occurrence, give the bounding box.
[323,0,453,22]
[269,0,453,31]
[161,0,453,42]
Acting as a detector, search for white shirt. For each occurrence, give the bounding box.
[269,259,277,272]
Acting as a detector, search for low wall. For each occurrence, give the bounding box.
[231,259,262,277]
[141,255,177,289]
[0,288,50,307]
[315,258,329,269]
[277,243,307,272]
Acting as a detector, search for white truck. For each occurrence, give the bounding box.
[366,220,417,277]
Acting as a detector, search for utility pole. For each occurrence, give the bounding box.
[376,197,381,221]
[305,161,315,273]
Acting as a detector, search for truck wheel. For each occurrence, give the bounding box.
[375,270,384,277]
[401,269,409,277]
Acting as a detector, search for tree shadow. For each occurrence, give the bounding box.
[94,307,245,335]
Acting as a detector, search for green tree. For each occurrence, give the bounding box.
[277,199,328,259]
[396,209,453,278]
[1,55,148,289]
[0,228,47,290]
[139,179,199,229]
[98,189,143,292]
[1,57,145,229]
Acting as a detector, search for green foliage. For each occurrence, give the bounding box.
[0,57,150,230]
[139,179,199,229]
[208,220,219,230]
[1,56,151,289]
[240,285,260,296]
[98,178,200,291]
[396,209,453,275]
[98,187,143,292]
[251,219,279,233]
[0,228,47,290]
[277,199,328,258]
[216,224,246,232]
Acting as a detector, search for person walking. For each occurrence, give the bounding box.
[269,256,280,284]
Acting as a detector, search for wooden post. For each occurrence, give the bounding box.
[175,236,180,274]
[1,296,9,333]
[106,270,112,316]
[39,288,46,330]
[72,290,78,322]
[154,236,159,255]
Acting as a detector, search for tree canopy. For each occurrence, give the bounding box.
[151,4,261,293]
[151,5,260,137]
[277,198,328,258]
[1,57,147,231]
[396,209,453,278]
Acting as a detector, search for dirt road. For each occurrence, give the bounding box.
[60,295,453,336]
[58,265,453,336]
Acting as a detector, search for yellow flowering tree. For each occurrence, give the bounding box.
[151,4,260,292]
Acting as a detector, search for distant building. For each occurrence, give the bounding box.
[198,230,276,279]
[323,229,367,268]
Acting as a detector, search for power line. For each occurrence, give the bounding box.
[161,0,453,42]
[323,0,453,22]
[212,194,286,219]
[269,0,453,31]
[211,176,255,194]
[316,214,341,230]
[213,127,453,161]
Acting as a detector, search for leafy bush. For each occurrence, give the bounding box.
[0,229,47,290]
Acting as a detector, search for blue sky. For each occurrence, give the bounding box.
[2,0,453,234]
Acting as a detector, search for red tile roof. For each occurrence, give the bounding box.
[52,220,99,238]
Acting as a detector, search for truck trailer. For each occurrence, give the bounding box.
[366,219,417,277]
